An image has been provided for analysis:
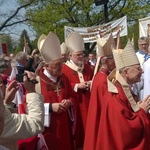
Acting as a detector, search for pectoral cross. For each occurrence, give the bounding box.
[55,86,61,97]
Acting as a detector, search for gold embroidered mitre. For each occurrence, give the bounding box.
[38,32,61,63]
[60,42,68,54]
[94,33,116,76]
[37,34,47,51]
[96,38,107,57]
[113,41,139,71]
[97,33,115,57]
[66,32,84,53]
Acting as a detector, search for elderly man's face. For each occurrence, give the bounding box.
[61,53,69,62]
[21,55,28,67]
[70,51,83,66]
[106,57,116,71]
[45,58,63,77]
[138,40,149,53]
[125,64,143,84]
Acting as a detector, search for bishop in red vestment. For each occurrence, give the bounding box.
[83,67,111,150]
[84,34,116,150]
[62,32,93,149]
[62,62,93,149]
[36,32,75,150]
[96,42,150,150]
[38,68,74,150]
[96,79,150,150]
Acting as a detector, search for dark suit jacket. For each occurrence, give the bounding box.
[17,57,35,74]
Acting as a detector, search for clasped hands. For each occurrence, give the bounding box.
[77,81,91,90]
[52,99,71,114]
[137,95,150,113]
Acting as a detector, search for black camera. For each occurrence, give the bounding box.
[16,73,38,84]
[16,73,26,83]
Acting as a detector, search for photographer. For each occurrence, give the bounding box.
[15,49,39,74]
[0,71,44,150]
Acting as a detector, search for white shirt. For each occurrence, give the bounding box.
[89,59,96,66]
[132,51,145,100]
[143,58,150,99]
[44,69,57,82]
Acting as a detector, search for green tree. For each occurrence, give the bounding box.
[25,0,150,52]
[17,29,33,54]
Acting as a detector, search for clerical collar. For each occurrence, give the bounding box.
[16,62,24,67]
[145,55,150,61]
[70,59,83,67]
[99,66,110,75]
[43,69,57,83]
[137,50,147,55]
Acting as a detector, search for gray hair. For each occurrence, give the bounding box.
[100,55,113,65]
[138,36,149,44]
[119,66,131,74]
[100,56,108,65]
[0,54,11,73]
[15,52,27,63]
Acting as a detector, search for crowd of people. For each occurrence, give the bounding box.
[0,30,150,150]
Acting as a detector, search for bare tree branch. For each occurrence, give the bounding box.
[109,0,127,21]
[0,0,5,5]
[3,19,28,27]
[0,0,36,31]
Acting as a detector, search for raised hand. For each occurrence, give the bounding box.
[4,80,19,105]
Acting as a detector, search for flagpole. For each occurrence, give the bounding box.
[23,36,28,54]
[94,0,109,23]
[104,2,108,23]
[132,33,135,49]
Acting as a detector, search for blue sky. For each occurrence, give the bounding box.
[0,0,36,41]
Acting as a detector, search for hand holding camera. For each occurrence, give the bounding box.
[16,71,38,93]
[16,72,38,84]
[24,71,38,93]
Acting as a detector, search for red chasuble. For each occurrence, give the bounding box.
[84,68,110,150]
[96,82,150,150]
[62,63,93,149]
[39,68,74,150]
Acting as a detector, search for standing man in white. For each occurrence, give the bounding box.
[143,45,150,99]
[133,36,149,100]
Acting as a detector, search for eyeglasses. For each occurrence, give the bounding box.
[72,52,84,57]
[139,43,148,46]
[107,57,114,60]
[75,53,83,57]
[131,67,143,73]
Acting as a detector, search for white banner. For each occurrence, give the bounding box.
[139,16,150,38]
[64,16,128,43]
